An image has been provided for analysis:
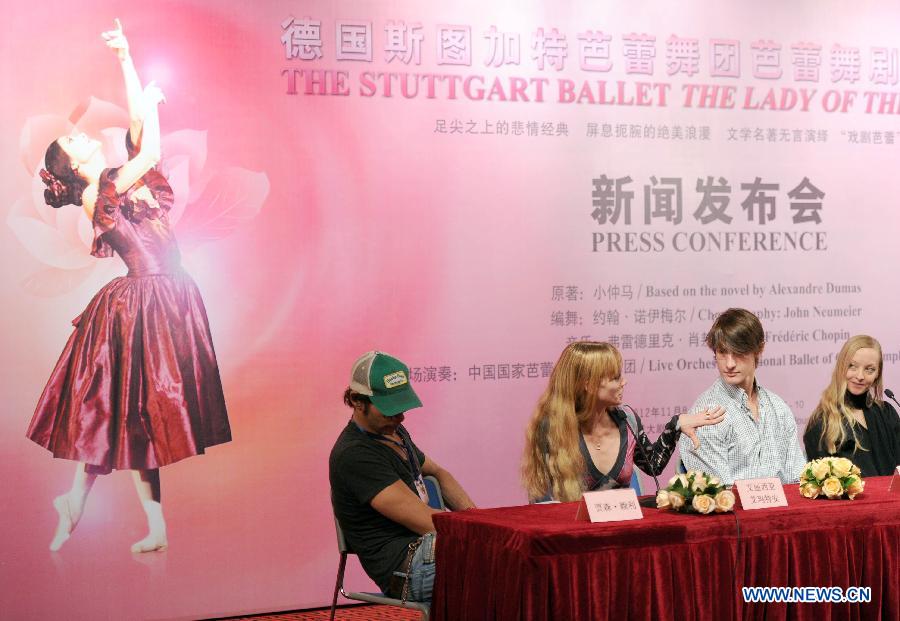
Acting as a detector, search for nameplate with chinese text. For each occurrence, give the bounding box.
[734,477,788,509]
[578,488,643,523]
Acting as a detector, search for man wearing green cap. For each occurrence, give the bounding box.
[329,351,476,604]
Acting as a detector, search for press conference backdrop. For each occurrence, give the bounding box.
[1,1,898,618]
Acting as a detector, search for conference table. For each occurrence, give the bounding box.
[431,476,900,620]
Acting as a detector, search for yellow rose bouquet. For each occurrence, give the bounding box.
[656,470,735,514]
[798,457,865,500]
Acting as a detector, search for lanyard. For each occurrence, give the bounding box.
[353,421,423,481]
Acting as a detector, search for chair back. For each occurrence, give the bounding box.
[334,514,350,554]
[629,470,643,495]
[423,475,446,510]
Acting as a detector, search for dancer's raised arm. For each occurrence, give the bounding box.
[112,82,165,193]
[102,19,143,142]
[100,18,165,193]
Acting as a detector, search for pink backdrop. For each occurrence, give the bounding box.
[2,1,899,618]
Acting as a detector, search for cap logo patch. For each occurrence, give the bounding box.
[383,371,408,388]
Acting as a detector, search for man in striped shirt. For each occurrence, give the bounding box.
[679,308,807,485]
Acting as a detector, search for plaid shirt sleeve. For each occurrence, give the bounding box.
[770,393,808,483]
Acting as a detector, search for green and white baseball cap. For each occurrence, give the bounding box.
[349,351,423,417]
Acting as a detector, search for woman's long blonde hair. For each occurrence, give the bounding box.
[522,342,622,502]
[806,335,883,454]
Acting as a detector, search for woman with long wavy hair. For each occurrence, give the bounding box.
[522,342,724,502]
[803,335,900,476]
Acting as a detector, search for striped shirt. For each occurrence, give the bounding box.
[679,377,807,485]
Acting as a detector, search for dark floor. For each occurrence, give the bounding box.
[216,604,421,620]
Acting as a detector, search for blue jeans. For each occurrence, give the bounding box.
[393,532,436,603]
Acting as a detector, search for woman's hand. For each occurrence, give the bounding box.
[142,81,167,111]
[678,406,725,450]
[101,18,129,62]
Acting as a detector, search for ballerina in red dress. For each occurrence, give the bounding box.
[27,19,231,553]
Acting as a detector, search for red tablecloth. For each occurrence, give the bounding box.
[432,476,900,620]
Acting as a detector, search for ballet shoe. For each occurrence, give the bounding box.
[131,500,167,553]
[130,534,168,554]
[49,495,74,552]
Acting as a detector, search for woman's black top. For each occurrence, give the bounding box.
[803,394,900,477]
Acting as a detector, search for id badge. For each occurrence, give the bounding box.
[414,475,429,504]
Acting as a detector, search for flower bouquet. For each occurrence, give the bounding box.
[656,470,735,514]
[798,457,865,500]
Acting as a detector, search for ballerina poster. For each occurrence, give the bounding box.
[2,1,899,619]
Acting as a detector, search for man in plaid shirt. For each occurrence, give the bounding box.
[679,308,807,485]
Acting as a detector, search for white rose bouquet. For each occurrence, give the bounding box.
[656,470,735,514]
[798,457,865,500]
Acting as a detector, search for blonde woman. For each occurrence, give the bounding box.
[523,342,724,502]
[804,335,900,477]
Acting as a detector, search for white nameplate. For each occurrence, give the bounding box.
[578,488,643,523]
[734,477,788,509]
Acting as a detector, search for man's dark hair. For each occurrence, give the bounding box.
[343,387,371,408]
[706,308,765,355]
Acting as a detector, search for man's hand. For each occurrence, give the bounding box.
[421,456,476,510]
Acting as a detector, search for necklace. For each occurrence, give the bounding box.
[584,411,619,450]
[584,429,615,451]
